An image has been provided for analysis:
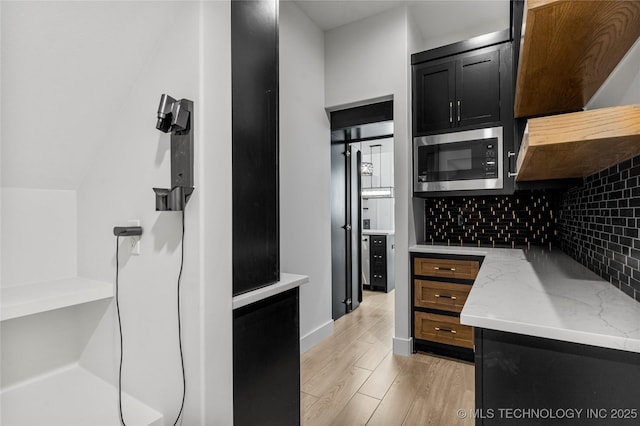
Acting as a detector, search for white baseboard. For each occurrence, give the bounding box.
[300,320,334,354]
[392,336,413,356]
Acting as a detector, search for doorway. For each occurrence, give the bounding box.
[329,100,394,320]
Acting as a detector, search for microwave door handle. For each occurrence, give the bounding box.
[508,151,518,178]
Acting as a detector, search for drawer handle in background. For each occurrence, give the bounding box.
[434,294,457,300]
[434,266,456,271]
[435,327,457,334]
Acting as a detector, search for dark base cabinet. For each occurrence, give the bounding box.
[233,288,300,426]
[475,328,640,425]
[368,234,395,293]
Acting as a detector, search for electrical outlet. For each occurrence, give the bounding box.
[128,219,141,255]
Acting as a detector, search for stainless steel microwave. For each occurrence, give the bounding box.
[414,126,503,193]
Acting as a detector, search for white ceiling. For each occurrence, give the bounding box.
[294,0,510,46]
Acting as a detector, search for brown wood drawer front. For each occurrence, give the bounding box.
[414,257,479,281]
[414,280,470,313]
[414,312,474,349]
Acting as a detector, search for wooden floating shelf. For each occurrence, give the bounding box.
[515,0,640,118]
[516,105,640,181]
[1,277,113,321]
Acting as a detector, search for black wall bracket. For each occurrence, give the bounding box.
[154,95,194,211]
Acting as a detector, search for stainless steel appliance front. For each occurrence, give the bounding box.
[414,126,503,193]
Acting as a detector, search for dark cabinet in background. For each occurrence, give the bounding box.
[413,44,503,135]
[232,0,279,296]
[369,234,395,293]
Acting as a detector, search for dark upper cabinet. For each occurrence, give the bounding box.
[232,0,279,295]
[413,42,506,136]
[413,61,456,133]
[456,49,500,128]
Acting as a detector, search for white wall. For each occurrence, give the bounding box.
[280,1,333,352]
[1,188,76,286]
[1,1,233,424]
[586,37,640,109]
[325,6,415,355]
[411,0,510,53]
[75,1,233,424]
[75,1,200,420]
[199,1,233,423]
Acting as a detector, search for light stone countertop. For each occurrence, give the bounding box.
[409,245,640,353]
[363,229,395,236]
[232,273,309,310]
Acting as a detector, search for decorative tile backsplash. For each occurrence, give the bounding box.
[423,191,561,248]
[558,155,640,303]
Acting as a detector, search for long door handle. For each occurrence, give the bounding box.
[457,100,461,122]
[449,101,453,124]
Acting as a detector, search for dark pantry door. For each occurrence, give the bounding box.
[330,143,361,320]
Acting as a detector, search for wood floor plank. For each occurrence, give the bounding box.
[301,391,320,413]
[355,343,391,372]
[300,290,475,426]
[302,339,372,397]
[302,366,372,426]
[358,352,408,400]
[331,392,380,426]
[366,357,431,426]
[403,357,474,426]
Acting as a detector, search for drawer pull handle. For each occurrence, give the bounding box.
[434,266,456,271]
[435,327,457,334]
[434,294,457,300]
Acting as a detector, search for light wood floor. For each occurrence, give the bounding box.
[300,290,474,426]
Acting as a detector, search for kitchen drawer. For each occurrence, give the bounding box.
[414,280,470,313]
[414,257,479,281]
[414,312,474,349]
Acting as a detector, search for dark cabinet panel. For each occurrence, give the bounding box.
[413,61,455,134]
[232,0,279,295]
[475,328,640,425]
[367,234,395,293]
[233,289,300,426]
[412,43,505,136]
[370,235,387,291]
[457,49,500,128]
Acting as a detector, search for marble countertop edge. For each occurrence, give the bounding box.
[232,273,309,310]
[461,313,640,353]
